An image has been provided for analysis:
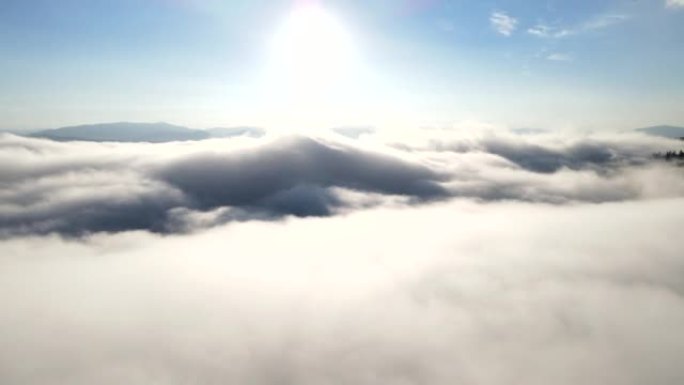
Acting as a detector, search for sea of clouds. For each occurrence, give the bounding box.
[1,128,683,236]
[1,128,683,384]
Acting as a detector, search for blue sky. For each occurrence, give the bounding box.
[1,0,683,130]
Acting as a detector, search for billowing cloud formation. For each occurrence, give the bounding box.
[156,137,447,214]
[1,197,683,384]
[2,127,684,384]
[0,134,446,235]
[1,130,682,236]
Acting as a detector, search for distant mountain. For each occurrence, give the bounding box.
[30,122,266,143]
[31,122,209,143]
[635,125,684,140]
[0,128,32,135]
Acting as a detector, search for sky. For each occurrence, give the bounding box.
[2,2,684,382]
[1,0,683,131]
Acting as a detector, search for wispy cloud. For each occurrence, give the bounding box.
[490,11,518,36]
[666,0,684,8]
[583,14,630,30]
[547,53,573,62]
[528,14,630,38]
[528,24,571,38]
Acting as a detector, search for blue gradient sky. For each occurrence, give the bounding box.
[1,0,683,130]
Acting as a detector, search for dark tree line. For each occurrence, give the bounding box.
[653,150,684,162]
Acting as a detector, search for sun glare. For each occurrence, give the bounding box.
[270,2,357,98]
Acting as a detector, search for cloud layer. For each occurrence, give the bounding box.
[2,127,684,384]
[1,130,682,236]
[1,197,683,384]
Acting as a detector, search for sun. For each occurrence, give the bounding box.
[269,1,357,98]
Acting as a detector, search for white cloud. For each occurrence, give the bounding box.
[584,14,630,30]
[1,128,684,383]
[528,14,629,38]
[1,197,684,384]
[490,11,518,36]
[667,0,684,8]
[528,24,572,38]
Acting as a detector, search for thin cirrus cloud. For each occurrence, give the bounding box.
[528,14,630,38]
[490,11,518,36]
[667,0,684,8]
[0,129,682,237]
